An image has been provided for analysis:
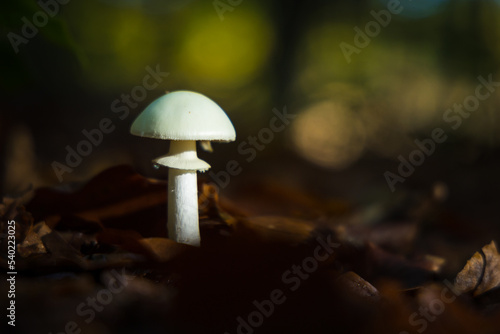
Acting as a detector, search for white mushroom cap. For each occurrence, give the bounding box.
[130,91,236,142]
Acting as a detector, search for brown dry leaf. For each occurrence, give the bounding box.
[336,271,380,302]
[455,240,500,296]
[27,165,165,217]
[223,180,350,219]
[362,242,441,287]
[334,222,418,253]
[0,195,35,244]
[96,228,144,251]
[198,182,236,226]
[41,229,87,267]
[27,165,167,237]
[138,237,193,262]
[237,215,316,244]
[17,221,51,257]
[74,190,166,222]
[16,229,89,270]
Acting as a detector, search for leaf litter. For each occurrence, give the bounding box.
[0,165,499,333]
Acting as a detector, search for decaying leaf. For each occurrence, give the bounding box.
[0,194,35,245]
[27,165,168,237]
[362,242,442,287]
[223,180,351,219]
[237,215,316,244]
[96,228,144,252]
[40,229,88,268]
[17,221,51,257]
[75,190,166,223]
[26,165,166,220]
[336,271,380,302]
[138,237,193,262]
[455,241,500,296]
[198,182,236,225]
[334,222,418,253]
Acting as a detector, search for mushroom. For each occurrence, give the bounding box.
[130,91,236,246]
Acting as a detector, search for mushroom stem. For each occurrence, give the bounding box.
[168,167,200,246]
[166,140,201,246]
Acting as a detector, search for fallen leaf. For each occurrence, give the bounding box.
[96,228,144,252]
[336,271,380,302]
[41,229,88,268]
[0,195,35,245]
[342,242,442,287]
[26,165,168,237]
[75,190,166,222]
[198,182,236,225]
[334,221,418,253]
[17,221,51,257]
[138,237,193,262]
[26,165,166,220]
[237,215,316,244]
[222,180,351,219]
[455,240,500,296]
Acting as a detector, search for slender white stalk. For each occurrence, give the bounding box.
[167,168,200,246]
[167,151,201,246]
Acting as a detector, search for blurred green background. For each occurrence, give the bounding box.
[1,0,499,212]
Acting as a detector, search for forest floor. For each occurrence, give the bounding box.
[1,153,500,334]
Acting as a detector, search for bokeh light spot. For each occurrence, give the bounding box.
[292,101,366,169]
[68,2,159,87]
[177,9,274,89]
